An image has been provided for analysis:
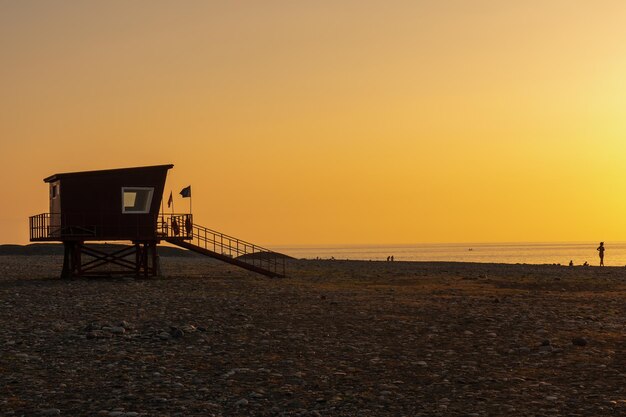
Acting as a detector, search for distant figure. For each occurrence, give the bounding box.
[171,218,180,236]
[569,260,574,267]
[597,242,605,266]
[583,261,589,267]
[386,256,390,262]
[390,255,394,262]
[184,216,192,235]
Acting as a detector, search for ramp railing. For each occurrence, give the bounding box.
[159,214,285,277]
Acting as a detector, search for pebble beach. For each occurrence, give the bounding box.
[1,255,625,416]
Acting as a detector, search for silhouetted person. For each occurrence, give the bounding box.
[390,255,394,262]
[597,242,605,266]
[386,256,390,262]
[184,216,192,235]
[172,218,180,236]
[569,260,574,267]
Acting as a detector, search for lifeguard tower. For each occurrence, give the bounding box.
[29,165,285,278]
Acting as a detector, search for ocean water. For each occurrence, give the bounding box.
[273,242,626,267]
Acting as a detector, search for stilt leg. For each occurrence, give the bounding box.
[61,242,72,279]
[74,242,82,277]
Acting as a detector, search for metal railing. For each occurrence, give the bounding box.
[29,213,97,240]
[29,212,158,241]
[30,213,55,240]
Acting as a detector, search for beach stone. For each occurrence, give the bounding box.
[118,321,132,329]
[170,327,184,338]
[572,337,588,346]
[40,409,61,416]
[85,322,101,331]
[158,332,171,340]
[235,398,249,407]
[182,324,197,333]
[86,331,100,339]
[110,326,126,334]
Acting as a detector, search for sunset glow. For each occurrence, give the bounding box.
[2,1,626,246]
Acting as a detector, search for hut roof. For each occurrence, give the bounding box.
[43,164,174,183]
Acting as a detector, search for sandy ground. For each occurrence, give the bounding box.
[1,255,625,416]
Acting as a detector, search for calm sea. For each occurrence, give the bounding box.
[272,242,626,267]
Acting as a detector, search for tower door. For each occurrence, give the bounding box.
[49,181,61,237]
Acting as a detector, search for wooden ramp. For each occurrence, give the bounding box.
[161,216,286,278]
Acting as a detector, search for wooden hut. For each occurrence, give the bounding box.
[30,165,175,277]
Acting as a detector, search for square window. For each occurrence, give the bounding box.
[122,187,154,213]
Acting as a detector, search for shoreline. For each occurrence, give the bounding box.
[0,252,617,265]
[2,242,621,267]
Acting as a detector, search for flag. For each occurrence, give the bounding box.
[180,185,191,198]
[167,191,173,208]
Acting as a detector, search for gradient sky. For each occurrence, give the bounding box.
[2,1,626,246]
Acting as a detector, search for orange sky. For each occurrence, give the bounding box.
[2,1,626,246]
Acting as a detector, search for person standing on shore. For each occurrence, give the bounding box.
[597,242,605,266]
